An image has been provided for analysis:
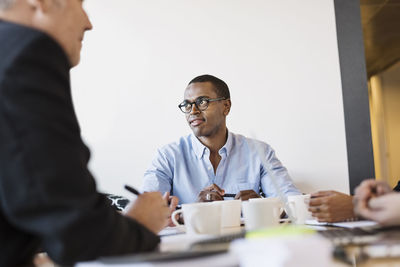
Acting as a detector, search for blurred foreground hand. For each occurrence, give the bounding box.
[124,192,170,234]
[354,179,400,226]
[163,192,179,226]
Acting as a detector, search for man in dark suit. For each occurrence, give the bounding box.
[0,0,170,266]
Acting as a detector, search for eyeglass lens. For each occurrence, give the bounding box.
[181,98,209,113]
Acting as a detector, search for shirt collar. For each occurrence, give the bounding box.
[221,130,233,157]
[190,130,233,159]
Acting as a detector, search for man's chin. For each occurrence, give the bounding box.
[191,127,206,138]
[70,55,80,68]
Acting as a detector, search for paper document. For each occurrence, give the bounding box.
[158,226,185,236]
[305,219,378,228]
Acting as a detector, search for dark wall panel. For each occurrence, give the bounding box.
[334,0,375,193]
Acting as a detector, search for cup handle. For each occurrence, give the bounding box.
[288,201,297,221]
[279,203,284,216]
[273,205,283,219]
[171,209,183,226]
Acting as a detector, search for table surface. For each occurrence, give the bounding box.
[34,225,400,267]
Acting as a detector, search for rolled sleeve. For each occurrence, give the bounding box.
[142,149,173,194]
[260,145,301,197]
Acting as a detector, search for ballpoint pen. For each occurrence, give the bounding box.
[124,185,141,196]
[125,185,182,210]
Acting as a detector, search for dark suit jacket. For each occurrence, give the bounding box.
[0,20,159,266]
[394,181,400,192]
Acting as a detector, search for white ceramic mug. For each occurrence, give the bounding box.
[287,194,312,224]
[242,198,282,231]
[249,197,284,216]
[217,199,242,228]
[171,202,222,235]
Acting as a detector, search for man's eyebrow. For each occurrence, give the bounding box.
[183,96,210,102]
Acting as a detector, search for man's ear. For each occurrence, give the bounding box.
[26,0,50,12]
[223,99,231,116]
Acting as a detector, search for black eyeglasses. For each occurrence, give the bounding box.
[178,96,227,113]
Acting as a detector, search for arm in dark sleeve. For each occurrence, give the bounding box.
[0,32,159,265]
[393,181,400,192]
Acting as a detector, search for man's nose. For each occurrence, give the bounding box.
[190,103,201,114]
[85,11,93,31]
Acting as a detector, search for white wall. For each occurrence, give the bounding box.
[71,0,349,197]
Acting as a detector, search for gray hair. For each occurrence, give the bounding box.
[0,0,14,10]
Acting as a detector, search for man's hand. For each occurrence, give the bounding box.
[355,193,400,226]
[123,192,170,234]
[163,192,179,227]
[308,190,354,222]
[354,179,392,215]
[234,190,261,201]
[197,183,225,202]
[354,179,399,226]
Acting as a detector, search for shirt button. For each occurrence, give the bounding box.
[208,167,212,170]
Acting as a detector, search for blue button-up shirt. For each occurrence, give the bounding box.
[142,131,300,204]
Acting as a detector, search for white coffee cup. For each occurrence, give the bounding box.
[171,202,222,235]
[242,198,282,231]
[287,194,312,224]
[217,200,242,228]
[249,197,284,216]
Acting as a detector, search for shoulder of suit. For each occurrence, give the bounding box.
[0,20,70,71]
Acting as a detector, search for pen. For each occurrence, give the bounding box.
[124,185,141,196]
[223,193,236,198]
[125,185,181,210]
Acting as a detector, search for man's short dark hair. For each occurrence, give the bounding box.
[0,0,14,9]
[188,74,230,99]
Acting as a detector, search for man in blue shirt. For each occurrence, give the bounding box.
[142,74,300,204]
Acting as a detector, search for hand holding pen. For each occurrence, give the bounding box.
[125,185,180,227]
[197,183,226,202]
[123,185,170,233]
[196,183,261,202]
